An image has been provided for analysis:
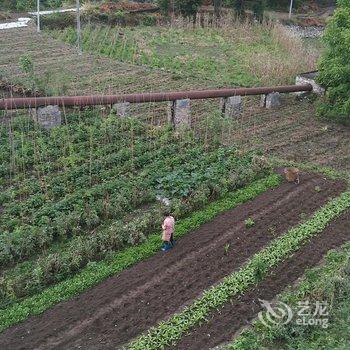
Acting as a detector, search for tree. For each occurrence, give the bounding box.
[251,0,266,22]
[214,0,222,19]
[158,0,172,15]
[230,0,266,21]
[317,0,350,124]
[175,0,203,23]
[232,0,245,17]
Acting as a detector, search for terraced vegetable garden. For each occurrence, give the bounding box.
[1,16,350,350]
[47,23,350,172]
[0,139,349,349]
[0,109,273,308]
[1,22,349,172]
[0,25,202,96]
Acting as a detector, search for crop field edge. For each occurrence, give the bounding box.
[225,241,350,350]
[270,157,350,185]
[129,190,350,350]
[0,174,281,333]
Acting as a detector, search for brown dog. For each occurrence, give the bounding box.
[284,167,300,184]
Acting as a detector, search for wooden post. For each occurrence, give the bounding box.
[76,0,82,55]
[37,0,40,32]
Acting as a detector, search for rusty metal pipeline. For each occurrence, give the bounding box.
[0,84,312,110]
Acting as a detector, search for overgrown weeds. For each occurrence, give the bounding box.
[52,15,320,87]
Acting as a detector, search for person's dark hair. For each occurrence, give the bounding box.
[163,209,171,217]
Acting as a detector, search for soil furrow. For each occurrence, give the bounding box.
[0,174,345,350]
[172,210,350,350]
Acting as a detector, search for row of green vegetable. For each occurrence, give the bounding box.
[1,112,267,269]
[227,243,350,350]
[0,174,281,332]
[0,155,271,308]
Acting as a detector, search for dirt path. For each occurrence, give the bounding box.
[0,174,346,350]
[172,211,350,350]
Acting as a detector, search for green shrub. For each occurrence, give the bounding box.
[317,0,350,124]
[15,0,36,11]
[158,0,171,14]
[113,10,127,26]
[141,14,157,26]
[39,12,76,30]
[175,0,203,22]
[2,0,64,11]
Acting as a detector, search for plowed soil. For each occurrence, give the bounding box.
[172,211,350,350]
[0,174,346,350]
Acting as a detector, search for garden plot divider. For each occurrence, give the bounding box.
[0,84,313,129]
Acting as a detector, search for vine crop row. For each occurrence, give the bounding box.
[0,175,281,332]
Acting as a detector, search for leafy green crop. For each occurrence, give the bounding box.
[0,113,264,266]
[0,175,281,332]
[0,111,272,309]
[245,217,255,228]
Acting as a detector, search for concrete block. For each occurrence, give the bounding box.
[113,102,130,118]
[221,96,243,118]
[295,71,325,96]
[168,99,191,129]
[260,94,267,107]
[265,92,281,108]
[34,105,61,129]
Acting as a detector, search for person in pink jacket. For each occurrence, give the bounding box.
[161,211,175,251]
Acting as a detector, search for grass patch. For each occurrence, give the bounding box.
[51,21,318,87]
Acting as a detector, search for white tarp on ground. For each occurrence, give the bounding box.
[28,8,76,16]
[0,18,31,30]
[0,7,76,30]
